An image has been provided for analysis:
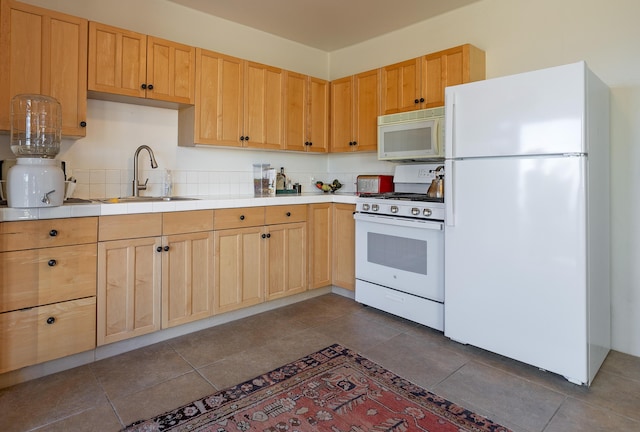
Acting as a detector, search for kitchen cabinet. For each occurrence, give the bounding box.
[264,205,307,300]
[178,49,283,149]
[284,71,329,152]
[0,0,88,137]
[161,210,214,328]
[330,68,380,152]
[88,21,195,105]
[381,44,485,114]
[0,217,97,373]
[308,203,333,289]
[332,203,356,290]
[97,213,162,345]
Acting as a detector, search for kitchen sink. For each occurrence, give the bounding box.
[99,196,199,203]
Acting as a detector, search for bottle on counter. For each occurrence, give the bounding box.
[162,169,173,197]
[276,167,286,191]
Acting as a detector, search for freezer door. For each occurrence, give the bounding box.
[444,156,589,384]
[445,62,587,159]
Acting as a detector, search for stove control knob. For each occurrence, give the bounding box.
[390,205,399,214]
[423,208,433,217]
[411,208,420,216]
[372,204,379,211]
[362,204,370,211]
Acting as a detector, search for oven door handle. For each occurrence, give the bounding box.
[354,213,444,230]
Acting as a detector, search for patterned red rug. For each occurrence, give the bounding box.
[123,344,511,431]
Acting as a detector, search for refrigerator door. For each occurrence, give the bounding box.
[445,62,586,159]
[444,155,589,384]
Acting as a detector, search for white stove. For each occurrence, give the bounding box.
[354,163,446,331]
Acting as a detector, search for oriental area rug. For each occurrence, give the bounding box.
[123,344,511,432]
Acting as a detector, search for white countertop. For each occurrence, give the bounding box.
[0,193,358,221]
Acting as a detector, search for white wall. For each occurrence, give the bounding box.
[9,0,640,357]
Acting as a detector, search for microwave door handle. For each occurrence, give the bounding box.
[445,160,454,226]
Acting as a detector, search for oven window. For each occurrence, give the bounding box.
[367,232,427,275]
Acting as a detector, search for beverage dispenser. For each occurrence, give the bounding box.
[7,94,65,208]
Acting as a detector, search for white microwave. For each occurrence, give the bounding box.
[377,107,445,161]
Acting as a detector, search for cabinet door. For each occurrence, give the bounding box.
[162,231,214,328]
[329,76,353,152]
[88,21,146,98]
[381,58,422,114]
[0,0,87,137]
[265,222,307,301]
[352,68,380,152]
[284,71,308,152]
[244,61,284,150]
[308,76,329,152]
[146,36,195,104]
[308,203,332,289]
[97,237,162,345]
[214,226,264,314]
[332,204,355,290]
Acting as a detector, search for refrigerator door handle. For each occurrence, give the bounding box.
[445,159,454,226]
[445,91,455,159]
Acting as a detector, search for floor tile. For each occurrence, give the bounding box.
[544,397,640,432]
[570,369,640,422]
[600,350,640,381]
[92,341,193,400]
[0,365,105,432]
[32,402,123,432]
[111,371,216,426]
[434,361,566,432]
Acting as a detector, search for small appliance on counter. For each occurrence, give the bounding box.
[6,94,65,208]
[356,175,394,195]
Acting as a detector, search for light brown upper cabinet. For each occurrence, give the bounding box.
[284,72,329,152]
[0,0,87,137]
[88,22,195,105]
[330,68,380,153]
[178,49,284,149]
[381,44,485,114]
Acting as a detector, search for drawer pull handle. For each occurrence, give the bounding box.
[240,215,245,220]
[286,212,291,217]
[48,259,57,267]
[156,246,162,252]
[164,245,170,251]
[46,317,56,325]
[49,229,58,237]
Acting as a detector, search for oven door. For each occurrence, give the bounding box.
[354,213,444,302]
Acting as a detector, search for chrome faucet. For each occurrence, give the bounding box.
[132,145,158,196]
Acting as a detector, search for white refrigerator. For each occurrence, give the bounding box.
[443,61,610,386]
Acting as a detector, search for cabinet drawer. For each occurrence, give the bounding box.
[214,207,265,230]
[265,204,307,225]
[0,217,97,252]
[0,297,96,374]
[163,210,214,235]
[0,244,97,313]
[99,213,162,241]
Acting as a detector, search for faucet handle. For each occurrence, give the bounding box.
[137,178,149,191]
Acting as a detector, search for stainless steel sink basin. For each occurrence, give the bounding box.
[99,196,199,203]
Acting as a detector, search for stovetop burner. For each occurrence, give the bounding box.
[359,192,444,203]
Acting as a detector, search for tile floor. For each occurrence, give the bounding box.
[1,293,640,432]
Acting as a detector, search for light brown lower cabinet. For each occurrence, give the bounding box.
[332,203,356,290]
[0,297,96,374]
[265,221,307,301]
[308,203,333,289]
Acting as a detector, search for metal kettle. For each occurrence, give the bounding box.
[427,165,445,199]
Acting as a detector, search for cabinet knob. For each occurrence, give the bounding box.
[148,84,154,90]
[156,246,162,252]
[304,141,310,146]
[49,229,58,237]
[286,212,291,217]
[80,121,87,128]
[240,136,245,141]
[239,215,245,220]
[414,99,420,104]
[48,259,57,267]
[420,97,425,103]
[163,245,170,252]
[261,233,266,239]
[141,83,147,90]
[308,142,313,146]
[46,316,56,325]
[352,141,357,146]
[266,233,271,238]
[245,136,250,141]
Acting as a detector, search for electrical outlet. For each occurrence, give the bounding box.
[418,168,430,178]
[309,176,315,184]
